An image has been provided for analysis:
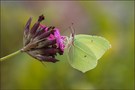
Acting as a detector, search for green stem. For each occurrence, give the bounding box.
[0,50,21,61]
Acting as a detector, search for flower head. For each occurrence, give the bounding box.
[21,15,66,63]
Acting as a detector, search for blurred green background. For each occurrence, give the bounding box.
[0,1,134,90]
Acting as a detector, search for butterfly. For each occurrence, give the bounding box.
[64,25,111,73]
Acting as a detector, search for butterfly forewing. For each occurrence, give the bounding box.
[75,35,111,60]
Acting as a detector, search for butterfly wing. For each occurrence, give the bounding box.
[68,34,111,73]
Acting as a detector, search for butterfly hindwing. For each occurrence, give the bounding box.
[68,34,111,73]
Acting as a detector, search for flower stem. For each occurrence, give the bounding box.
[0,50,21,61]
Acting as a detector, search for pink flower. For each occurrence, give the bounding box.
[22,15,66,63]
[40,25,65,52]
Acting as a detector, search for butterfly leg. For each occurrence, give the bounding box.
[36,54,59,63]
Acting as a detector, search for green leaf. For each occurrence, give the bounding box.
[68,34,111,73]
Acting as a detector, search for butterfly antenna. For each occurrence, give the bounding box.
[70,23,75,45]
[72,23,75,34]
